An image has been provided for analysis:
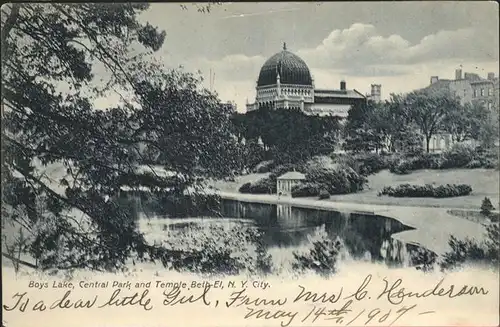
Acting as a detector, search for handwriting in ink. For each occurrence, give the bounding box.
[378,277,489,305]
[98,289,153,311]
[3,291,98,312]
[244,307,298,327]
[293,285,343,304]
[162,284,212,306]
[226,288,287,308]
[50,290,97,309]
[343,274,372,301]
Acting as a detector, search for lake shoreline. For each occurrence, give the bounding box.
[211,190,489,257]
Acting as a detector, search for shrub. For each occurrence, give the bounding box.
[319,189,331,200]
[440,223,499,270]
[378,183,472,198]
[465,159,483,169]
[305,165,367,195]
[291,183,321,198]
[356,153,392,175]
[389,153,442,175]
[248,177,275,194]
[335,153,393,176]
[410,247,438,272]
[481,197,495,216]
[440,143,476,169]
[238,182,252,193]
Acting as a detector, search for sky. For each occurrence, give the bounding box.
[131,2,499,112]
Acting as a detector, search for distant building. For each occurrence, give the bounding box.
[428,69,499,111]
[246,43,374,119]
[276,171,306,196]
[424,69,499,152]
[366,84,382,103]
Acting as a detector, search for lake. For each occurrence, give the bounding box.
[138,198,424,271]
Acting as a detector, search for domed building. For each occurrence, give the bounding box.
[246,43,381,118]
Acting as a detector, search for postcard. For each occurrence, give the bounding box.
[1,2,499,327]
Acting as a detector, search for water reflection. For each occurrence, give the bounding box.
[220,199,415,266]
[142,198,419,267]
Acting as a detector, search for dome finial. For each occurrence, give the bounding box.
[283,42,287,51]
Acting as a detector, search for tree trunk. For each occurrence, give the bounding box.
[426,135,431,153]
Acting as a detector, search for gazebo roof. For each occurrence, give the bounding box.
[277,171,306,180]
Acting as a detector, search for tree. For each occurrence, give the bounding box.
[235,107,341,165]
[2,3,238,272]
[404,89,461,153]
[481,197,495,216]
[343,100,384,152]
[443,101,490,143]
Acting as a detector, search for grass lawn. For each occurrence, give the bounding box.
[329,169,500,210]
[212,168,500,210]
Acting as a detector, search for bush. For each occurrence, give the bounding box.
[378,183,472,198]
[334,152,393,176]
[238,182,252,193]
[305,165,367,195]
[291,183,321,198]
[247,177,275,194]
[440,223,499,270]
[319,189,331,200]
[440,143,477,169]
[481,197,495,216]
[389,153,442,175]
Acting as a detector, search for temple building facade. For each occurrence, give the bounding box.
[246,43,381,118]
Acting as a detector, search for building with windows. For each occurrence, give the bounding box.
[425,69,499,152]
[429,69,499,112]
[246,43,380,118]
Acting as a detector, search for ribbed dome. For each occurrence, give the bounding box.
[257,47,312,87]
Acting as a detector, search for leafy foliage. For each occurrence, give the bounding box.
[233,107,341,165]
[304,165,367,195]
[378,184,472,198]
[318,189,331,200]
[442,101,490,142]
[440,223,499,270]
[410,222,499,272]
[2,4,238,272]
[403,89,461,153]
[388,144,498,174]
[160,223,272,276]
[332,152,394,176]
[481,197,495,216]
[343,89,495,154]
[291,183,321,198]
[292,225,343,277]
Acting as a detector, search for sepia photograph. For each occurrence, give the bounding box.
[1,2,499,327]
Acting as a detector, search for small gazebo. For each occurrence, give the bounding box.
[276,171,306,196]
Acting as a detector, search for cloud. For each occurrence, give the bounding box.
[297,23,499,73]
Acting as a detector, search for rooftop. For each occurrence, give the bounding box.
[314,89,366,99]
[277,171,306,180]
